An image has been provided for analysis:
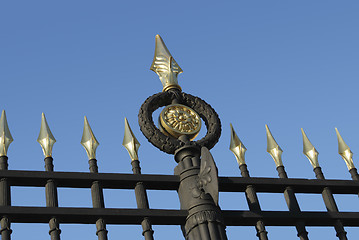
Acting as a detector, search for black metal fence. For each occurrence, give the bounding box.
[1,35,359,240]
[1,153,359,239]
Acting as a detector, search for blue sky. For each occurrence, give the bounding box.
[1,1,359,239]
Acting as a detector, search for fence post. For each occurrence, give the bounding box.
[123,118,154,240]
[37,113,61,240]
[230,124,269,240]
[302,129,347,240]
[174,144,227,240]
[81,117,108,240]
[0,156,11,240]
[266,125,309,240]
[0,111,13,240]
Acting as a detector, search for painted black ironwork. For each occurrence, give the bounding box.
[88,158,108,240]
[276,166,309,240]
[0,156,11,240]
[349,168,359,181]
[44,157,61,240]
[1,170,359,225]
[313,167,348,240]
[138,89,221,154]
[174,145,227,239]
[139,87,226,239]
[239,164,268,240]
[0,156,358,239]
[131,160,154,240]
[0,165,358,239]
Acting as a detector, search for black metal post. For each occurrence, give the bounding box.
[276,166,309,240]
[44,157,61,240]
[0,156,12,240]
[239,164,268,240]
[349,168,359,181]
[313,167,347,240]
[131,160,154,240]
[348,168,359,198]
[88,159,108,240]
[174,145,227,240]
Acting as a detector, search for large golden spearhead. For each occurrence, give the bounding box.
[335,128,354,170]
[0,110,13,157]
[265,125,283,167]
[150,34,183,92]
[122,118,140,161]
[37,113,56,158]
[301,128,320,168]
[81,116,99,160]
[229,124,247,166]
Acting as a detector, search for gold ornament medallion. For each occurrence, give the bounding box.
[159,104,201,140]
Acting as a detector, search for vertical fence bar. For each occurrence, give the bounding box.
[0,156,11,240]
[349,168,359,181]
[334,129,359,182]
[239,164,268,240]
[230,125,268,240]
[276,166,309,240]
[313,167,347,240]
[131,160,154,240]
[302,129,348,240]
[81,117,108,240]
[123,118,154,239]
[229,124,268,240]
[88,159,108,240]
[37,113,61,240]
[266,125,309,240]
[44,157,61,240]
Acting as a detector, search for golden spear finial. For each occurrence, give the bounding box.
[229,124,247,166]
[37,113,56,158]
[265,124,283,167]
[0,110,13,157]
[81,116,99,160]
[122,118,140,161]
[301,128,320,168]
[335,128,354,170]
[150,34,183,92]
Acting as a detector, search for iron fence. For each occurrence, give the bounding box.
[1,35,359,240]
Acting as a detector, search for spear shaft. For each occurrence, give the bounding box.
[123,118,154,240]
[313,167,347,240]
[276,166,309,240]
[302,128,347,240]
[131,160,154,240]
[0,156,11,240]
[266,125,309,240]
[349,168,359,181]
[334,128,359,192]
[81,117,108,240]
[44,157,61,240]
[37,113,61,240]
[230,125,268,239]
[239,164,268,240]
[88,159,108,240]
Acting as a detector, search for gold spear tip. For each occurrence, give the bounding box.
[122,117,140,161]
[229,124,247,166]
[265,124,283,167]
[301,128,319,168]
[81,116,99,160]
[335,128,354,170]
[150,34,183,92]
[0,110,13,157]
[37,113,56,158]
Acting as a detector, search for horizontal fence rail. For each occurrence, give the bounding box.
[2,207,359,227]
[2,170,359,194]
[1,170,359,227]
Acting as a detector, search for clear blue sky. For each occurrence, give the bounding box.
[1,1,359,239]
